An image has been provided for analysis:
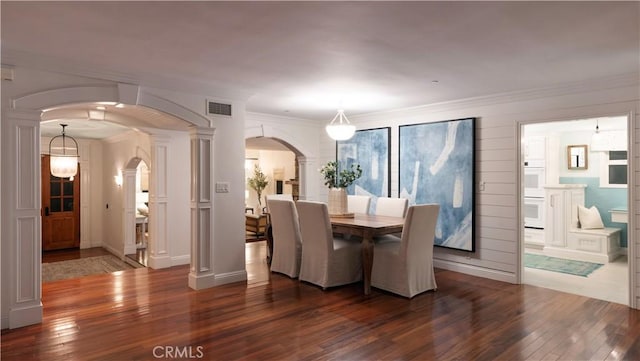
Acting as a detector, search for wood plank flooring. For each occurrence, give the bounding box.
[3,242,640,360]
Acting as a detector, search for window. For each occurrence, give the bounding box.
[600,151,627,188]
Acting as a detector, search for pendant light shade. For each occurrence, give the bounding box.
[49,124,79,178]
[325,109,356,141]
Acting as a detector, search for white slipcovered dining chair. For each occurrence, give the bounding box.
[297,201,362,289]
[265,194,294,213]
[347,195,371,214]
[266,198,302,278]
[371,204,440,298]
[375,197,409,218]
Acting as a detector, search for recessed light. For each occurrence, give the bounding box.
[431,80,439,84]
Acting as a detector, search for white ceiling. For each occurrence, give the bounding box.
[2,1,639,139]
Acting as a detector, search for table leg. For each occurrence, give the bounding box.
[362,230,374,295]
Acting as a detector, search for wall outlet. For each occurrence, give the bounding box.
[215,182,230,193]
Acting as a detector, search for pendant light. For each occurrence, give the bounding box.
[591,118,606,151]
[325,109,356,141]
[49,124,79,178]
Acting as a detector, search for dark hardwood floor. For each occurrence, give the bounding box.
[3,241,640,360]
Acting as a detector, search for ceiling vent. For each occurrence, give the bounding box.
[206,101,232,116]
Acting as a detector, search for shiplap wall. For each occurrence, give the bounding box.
[320,75,639,307]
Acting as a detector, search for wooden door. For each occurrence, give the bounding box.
[42,155,80,251]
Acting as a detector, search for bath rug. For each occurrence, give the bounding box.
[524,253,603,277]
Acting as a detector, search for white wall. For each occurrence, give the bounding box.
[210,106,246,277]
[334,76,639,301]
[165,131,191,264]
[100,129,192,263]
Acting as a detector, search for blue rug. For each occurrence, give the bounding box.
[524,253,603,277]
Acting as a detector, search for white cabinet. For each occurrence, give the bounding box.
[544,184,585,248]
[524,135,546,167]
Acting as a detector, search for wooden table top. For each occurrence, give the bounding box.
[330,213,404,231]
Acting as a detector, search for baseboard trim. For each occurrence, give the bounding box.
[214,270,247,286]
[434,258,516,284]
[171,255,190,266]
[102,244,124,259]
[1,316,9,330]
[148,254,172,269]
[188,270,248,290]
[9,302,43,329]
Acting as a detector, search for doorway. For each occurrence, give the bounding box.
[244,137,300,283]
[41,154,80,251]
[127,160,150,267]
[521,116,629,305]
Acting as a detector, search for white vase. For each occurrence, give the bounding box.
[328,188,348,216]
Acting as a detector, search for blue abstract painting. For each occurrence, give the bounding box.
[399,118,475,251]
[337,127,390,213]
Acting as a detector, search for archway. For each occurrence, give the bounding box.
[4,84,218,328]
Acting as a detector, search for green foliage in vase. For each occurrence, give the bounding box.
[320,161,363,188]
[247,165,269,205]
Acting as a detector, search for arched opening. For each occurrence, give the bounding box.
[38,102,192,273]
[5,84,224,328]
[244,135,307,283]
[121,157,150,267]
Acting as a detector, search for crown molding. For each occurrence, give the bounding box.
[351,72,640,122]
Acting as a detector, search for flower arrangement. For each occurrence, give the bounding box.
[320,160,362,188]
[247,164,269,206]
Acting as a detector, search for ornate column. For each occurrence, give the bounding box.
[3,109,43,328]
[188,127,216,290]
[147,135,171,269]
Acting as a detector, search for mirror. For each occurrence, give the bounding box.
[567,144,588,169]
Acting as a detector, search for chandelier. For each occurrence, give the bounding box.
[325,109,356,141]
[49,124,79,179]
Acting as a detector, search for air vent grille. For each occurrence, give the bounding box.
[207,101,232,116]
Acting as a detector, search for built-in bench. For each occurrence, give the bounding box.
[545,227,621,264]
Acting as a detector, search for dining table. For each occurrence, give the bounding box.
[329,213,405,295]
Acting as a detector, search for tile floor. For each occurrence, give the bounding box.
[524,228,628,306]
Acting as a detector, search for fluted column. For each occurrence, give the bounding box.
[188,127,216,290]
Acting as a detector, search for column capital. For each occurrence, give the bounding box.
[190,126,216,138]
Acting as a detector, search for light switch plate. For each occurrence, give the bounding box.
[215,182,230,193]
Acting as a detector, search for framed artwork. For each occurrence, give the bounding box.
[399,118,475,252]
[337,127,390,213]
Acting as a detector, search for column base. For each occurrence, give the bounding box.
[148,254,172,269]
[188,270,247,290]
[9,302,43,329]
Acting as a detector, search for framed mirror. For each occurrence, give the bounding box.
[567,144,588,170]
